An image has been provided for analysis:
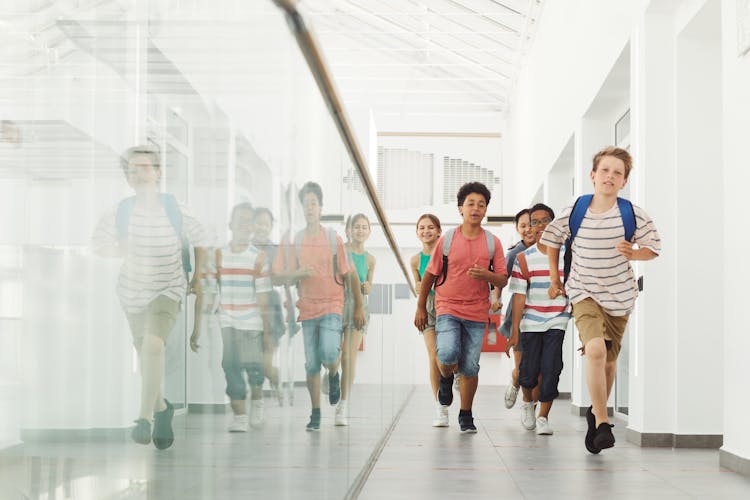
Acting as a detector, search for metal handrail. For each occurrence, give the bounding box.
[273,0,416,296]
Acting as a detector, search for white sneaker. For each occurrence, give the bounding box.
[432,404,449,427]
[521,402,537,430]
[228,414,248,432]
[335,400,349,426]
[535,416,553,435]
[249,400,265,429]
[504,383,519,409]
[453,373,461,392]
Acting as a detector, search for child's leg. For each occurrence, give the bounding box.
[456,318,486,411]
[422,329,440,399]
[585,337,608,425]
[221,328,248,415]
[434,316,460,378]
[340,328,363,401]
[262,329,279,388]
[139,334,167,418]
[301,319,322,409]
[320,314,343,374]
[512,349,523,387]
[519,332,542,403]
[538,329,565,419]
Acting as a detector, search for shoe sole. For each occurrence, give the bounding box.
[228,428,248,433]
[594,431,615,450]
[432,421,449,427]
[305,427,320,432]
[536,429,553,435]
[460,428,478,434]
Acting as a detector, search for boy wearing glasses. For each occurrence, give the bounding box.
[541,147,661,453]
[505,203,570,435]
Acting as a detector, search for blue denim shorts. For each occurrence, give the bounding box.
[301,313,342,375]
[221,327,265,400]
[435,314,486,377]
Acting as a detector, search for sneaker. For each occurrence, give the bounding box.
[305,411,321,432]
[458,411,477,433]
[131,418,151,445]
[328,372,341,406]
[152,399,174,450]
[228,414,249,432]
[520,402,536,430]
[593,422,615,450]
[535,416,553,435]
[249,400,265,429]
[504,383,520,409]
[432,404,449,427]
[453,373,461,393]
[273,384,284,406]
[335,400,348,426]
[585,406,601,454]
[437,374,454,406]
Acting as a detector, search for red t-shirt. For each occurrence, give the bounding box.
[273,228,349,321]
[426,227,506,322]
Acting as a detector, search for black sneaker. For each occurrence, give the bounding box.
[306,411,321,432]
[593,422,615,450]
[328,372,341,406]
[131,418,151,445]
[437,374,454,406]
[458,412,477,434]
[152,399,174,450]
[585,406,601,454]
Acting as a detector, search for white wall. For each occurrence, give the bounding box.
[721,0,750,462]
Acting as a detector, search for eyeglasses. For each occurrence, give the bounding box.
[529,217,552,227]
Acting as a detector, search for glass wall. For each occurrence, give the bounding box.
[0,1,414,498]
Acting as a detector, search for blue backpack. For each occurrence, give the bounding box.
[116,193,192,277]
[563,194,636,284]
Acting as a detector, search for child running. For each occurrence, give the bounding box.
[336,214,376,426]
[217,202,272,431]
[409,214,447,427]
[506,203,570,435]
[415,182,507,433]
[541,146,661,453]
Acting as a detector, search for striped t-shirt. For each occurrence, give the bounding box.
[540,201,661,316]
[93,200,207,314]
[219,244,272,331]
[508,244,570,332]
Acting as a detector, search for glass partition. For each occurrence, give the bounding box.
[0,1,415,498]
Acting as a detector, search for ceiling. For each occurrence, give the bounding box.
[300,0,545,116]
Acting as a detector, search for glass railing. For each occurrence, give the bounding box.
[0,1,415,498]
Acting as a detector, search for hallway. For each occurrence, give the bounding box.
[359,386,750,499]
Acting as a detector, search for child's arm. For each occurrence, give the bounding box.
[490,286,502,312]
[363,253,376,295]
[546,246,565,299]
[616,242,658,261]
[349,270,365,329]
[191,248,219,352]
[504,293,526,358]
[410,253,422,295]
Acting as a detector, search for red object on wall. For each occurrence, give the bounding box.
[481,313,507,352]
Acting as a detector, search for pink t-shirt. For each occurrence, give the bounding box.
[426,227,506,323]
[273,228,349,321]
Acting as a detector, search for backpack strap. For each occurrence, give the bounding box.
[484,230,495,272]
[568,194,592,241]
[434,228,456,287]
[516,251,530,282]
[617,197,637,242]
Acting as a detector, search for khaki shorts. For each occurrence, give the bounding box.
[126,295,180,349]
[572,298,629,362]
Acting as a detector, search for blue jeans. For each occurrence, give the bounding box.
[221,327,265,400]
[518,329,565,402]
[301,313,342,376]
[435,314,486,377]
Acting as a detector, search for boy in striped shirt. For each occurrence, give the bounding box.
[506,203,570,436]
[93,146,207,449]
[541,146,661,453]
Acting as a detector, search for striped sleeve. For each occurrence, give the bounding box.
[507,259,528,296]
[540,205,572,249]
[633,205,661,255]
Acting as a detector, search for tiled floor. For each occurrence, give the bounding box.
[359,386,750,499]
[1,385,749,499]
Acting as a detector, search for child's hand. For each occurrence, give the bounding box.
[467,262,488,281]
[353,306,365,330]
[414,307,428,331]
[189,278,202,295]
[504,335,517,358]
[189,330,200,352]
[548,279,565,299]
[616,240,635,260]
[362,281,372,295]
[490,300,502,312]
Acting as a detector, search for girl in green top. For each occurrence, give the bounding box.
[336,213,376,426]
[409,214,449,427]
